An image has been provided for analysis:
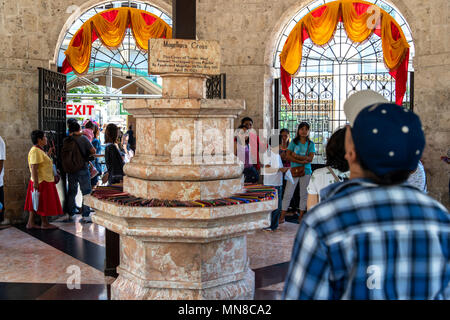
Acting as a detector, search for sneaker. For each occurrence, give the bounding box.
[80,217,92,224]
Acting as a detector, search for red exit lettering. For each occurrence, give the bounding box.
[66,105,95,116]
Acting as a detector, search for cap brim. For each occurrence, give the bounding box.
[344,90,389,126]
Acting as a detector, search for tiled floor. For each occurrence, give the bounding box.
[0,215,300,300]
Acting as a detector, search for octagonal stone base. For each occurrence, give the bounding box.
[111,267,255,300]
[123,175,244,200]
[85,190,276,300]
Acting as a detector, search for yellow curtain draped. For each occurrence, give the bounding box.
[280,0,409,76]
[381,14,409,70]
[341,0,374,42]
[65,25,94,76]
[130,10,172,50]
[279,23,304,75]
[305,2,341,45]
[65,8,172,75]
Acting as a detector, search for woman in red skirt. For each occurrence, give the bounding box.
[24,130,62,229]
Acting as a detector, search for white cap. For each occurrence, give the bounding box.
[344,90,389,126]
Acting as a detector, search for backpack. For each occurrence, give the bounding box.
[61,136,86,173]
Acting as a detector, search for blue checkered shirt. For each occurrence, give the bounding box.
[283,178,450,300]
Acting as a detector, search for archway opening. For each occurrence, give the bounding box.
[273,0,414,164]
[56,0,172,130]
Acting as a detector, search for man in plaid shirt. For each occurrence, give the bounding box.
[283,91,450,300]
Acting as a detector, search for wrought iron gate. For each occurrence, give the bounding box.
[38,67,67,169]
[275,22,413,164]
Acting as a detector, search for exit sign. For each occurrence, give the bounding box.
[66,104,95,116]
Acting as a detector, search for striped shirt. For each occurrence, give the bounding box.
[283,178,450,300]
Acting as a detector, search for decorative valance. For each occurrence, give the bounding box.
[280,0,410,105]
[62,7,172,74]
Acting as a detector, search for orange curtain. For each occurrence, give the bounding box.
[280,0,410,105]
[64,8,172,75]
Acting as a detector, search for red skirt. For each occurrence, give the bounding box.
[24,180,63,216]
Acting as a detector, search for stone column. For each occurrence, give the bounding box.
[85,39,275,300]
[122,74,245,201]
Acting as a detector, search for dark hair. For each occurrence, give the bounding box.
[85,121,94,129]
[105,123,119,144]
[325,128,349,172]
[293,122,311,145]
[241,117,253,125]
[31,130,45,145]
[68,121,81,133]
[93,124,99,139]
[280,128,290,135]
[67,118,77,125]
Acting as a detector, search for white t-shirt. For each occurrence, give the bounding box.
[0,136,5,187]
[307,166,349,201]
[262,151,284,186]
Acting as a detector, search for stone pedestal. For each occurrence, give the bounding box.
[87,39,275,300]
[85,195,275,299]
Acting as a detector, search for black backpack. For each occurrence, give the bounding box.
[61,136,85,173]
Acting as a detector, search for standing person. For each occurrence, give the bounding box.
[24,130,62,229]
[90,124,103,188]
[61,121,96,223]
[283,91,450,300]
[262,136,288,231]
[82,120,94,142]
[306,127,349,209]
[0,135,5,224]
[104,124,125,185]
[235,117,261,183]
[279,128,291,169]
[279,128,291,202]
[126,124,136,153]
[279,122,315,224]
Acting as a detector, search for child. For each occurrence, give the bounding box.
[262,136,288,232]
[82,120,95,142]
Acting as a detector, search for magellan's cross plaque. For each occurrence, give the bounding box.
[148,38,220,75]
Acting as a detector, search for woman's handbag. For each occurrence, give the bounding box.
[89,161,99,178]
[31,189,39,212]
[290,141,310,178]
[291,166,306,178]
[101,172,109,185]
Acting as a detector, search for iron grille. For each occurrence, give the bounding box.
[38,67,67,169]
[206,74,226,99]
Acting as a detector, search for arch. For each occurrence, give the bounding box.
[263,0,415,162]
[51,0,172,68]
[264,0,414,76]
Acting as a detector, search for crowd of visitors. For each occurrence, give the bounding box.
[281,90,449,299]
[14,119,130,229]
[0,88,448,299]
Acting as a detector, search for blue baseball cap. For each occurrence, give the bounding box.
[351,103,425,176]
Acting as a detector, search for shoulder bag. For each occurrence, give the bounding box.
[291,140,310,178]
